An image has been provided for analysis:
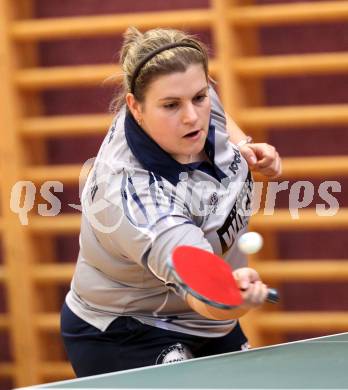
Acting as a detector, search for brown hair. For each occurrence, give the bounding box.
[111,27,209,112]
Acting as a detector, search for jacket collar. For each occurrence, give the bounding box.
[124,111,225,185]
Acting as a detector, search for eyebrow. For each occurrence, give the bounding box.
[158,86,209,101]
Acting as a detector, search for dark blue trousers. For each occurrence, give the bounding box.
[61,302,248,378]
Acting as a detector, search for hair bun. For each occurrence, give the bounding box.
[120,26,143,65]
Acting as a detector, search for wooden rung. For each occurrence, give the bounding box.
[11,2,348,42]
[20,114,111,137]
[24,155,348,185]
[36,313,60,331]
[30,258,348,290]
[0,315,9,329]
[250,208,348,231]
[236,52,348,78]
[230,1,348,26]
[0,363,15,377]
[238,104,348,128]
[15,60,218,90]
[21,104,348,139]
[21,102,348,139]
[40,362,74,380]
[257,312,348,332]
[11,9,212,41]
[24,164,84,184]
[257,260,348,282]
[15,51,348,90]
[16,64,120,90]
[35,311,348,333]
[33,263,74,283]
[280,156,348,178]
[29,214,81,234]
[27,208,348,234]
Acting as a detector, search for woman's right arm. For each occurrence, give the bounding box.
[90,167,268,320]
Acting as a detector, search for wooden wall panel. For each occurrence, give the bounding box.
[0,0,347,387]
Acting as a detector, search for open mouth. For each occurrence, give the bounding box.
[184,130,201,138]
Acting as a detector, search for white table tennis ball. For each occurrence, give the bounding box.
[237,232,263,254]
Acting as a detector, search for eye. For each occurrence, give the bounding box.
[193,94,207,103]
[163,101,179,110]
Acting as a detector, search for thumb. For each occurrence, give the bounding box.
[240,145,257,166]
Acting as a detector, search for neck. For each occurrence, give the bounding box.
[181,150,208,164]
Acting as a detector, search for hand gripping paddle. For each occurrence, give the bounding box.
[169,246,279,310]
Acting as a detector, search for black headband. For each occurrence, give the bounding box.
[130,42,201,94]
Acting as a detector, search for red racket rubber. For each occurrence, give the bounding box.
[169,246,279,309]
[170,246,243,309]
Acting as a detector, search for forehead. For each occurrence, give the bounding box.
[145,64,208,100]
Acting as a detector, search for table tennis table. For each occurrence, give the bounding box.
[21,332,348,389]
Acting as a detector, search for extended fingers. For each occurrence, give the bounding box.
[241,281,268,307]
[233,268,269,307]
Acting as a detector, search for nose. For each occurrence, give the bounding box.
[182,102,198,125]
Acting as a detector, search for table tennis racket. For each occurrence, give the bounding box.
[168,245,279,310]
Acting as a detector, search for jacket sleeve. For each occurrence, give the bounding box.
[82,166,213,299]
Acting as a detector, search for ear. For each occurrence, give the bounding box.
[126,93,143,122]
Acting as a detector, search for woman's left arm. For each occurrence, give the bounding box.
[226,114,282,178]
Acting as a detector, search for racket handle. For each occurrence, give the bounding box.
[267,288,279,304]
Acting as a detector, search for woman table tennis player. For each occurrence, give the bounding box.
[61,27,281,377]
